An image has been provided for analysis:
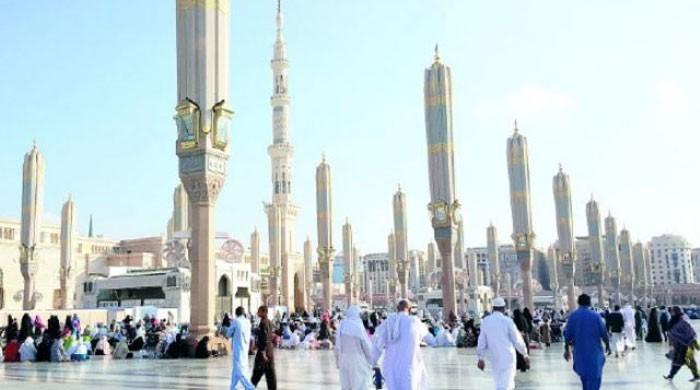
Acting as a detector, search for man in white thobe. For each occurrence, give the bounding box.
[477,297,529,390]
[621,304,636,350]
[336,305,373,390]
[228,306,255,390]
[373,299,435,390]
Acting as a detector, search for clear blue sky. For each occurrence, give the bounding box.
[1,1,699,254]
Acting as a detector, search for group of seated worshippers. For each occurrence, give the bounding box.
[0,314,90,363]
[0,312,195,362]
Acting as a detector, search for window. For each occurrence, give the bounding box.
[50,233,59,245]
[166,276,177,287]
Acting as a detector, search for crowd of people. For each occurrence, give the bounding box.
[0,312,199,363]
[1,297,699,390]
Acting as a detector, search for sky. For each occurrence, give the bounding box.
[1,0,699,255]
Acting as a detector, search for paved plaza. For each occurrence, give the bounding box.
[0,340,697,389]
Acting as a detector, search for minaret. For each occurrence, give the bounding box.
[487,223,500,295]
[552,164,576,311]
[507,121,535,310]
[586,195,605,307]
[632,242,648,305]
[303,236,313,312]
[174,0,232,339]
[264,0,299,310]
[250,227,260,274]
[424,46,459,317]
[342,219,354,306]
[393,185,409,299]
[315,155,334,312]
[173,183,190,233]
[387,231,397,302]
[604,213,622,306]
[60,195,76,309]
[619,228,634,301]
[19,141,44,310]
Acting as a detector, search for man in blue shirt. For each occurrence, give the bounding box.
[564,294,611,390]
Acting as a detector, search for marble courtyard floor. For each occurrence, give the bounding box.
[0,341,697,389]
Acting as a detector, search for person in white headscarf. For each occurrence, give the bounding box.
[335,306,373,390]
[19,336,37,362]
[372,300,435,390]
[476,297,529,390]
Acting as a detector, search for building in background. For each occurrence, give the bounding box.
[649,235,694,285]
[692,248,700,284]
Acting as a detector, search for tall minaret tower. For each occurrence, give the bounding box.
[393,185,409,299]
[486,223,500,295]
[20,141,44,310]
[619,228,634,301]
[265,0,299,310]
[60,195,76,309]
[315,155,334,312]
[174,0,232,338]
[604,213,622,306]
[506,121,535,310]
[586,195,605,306]
[552,164,576,311]
[342,219,354,306]
[424,46,459,317]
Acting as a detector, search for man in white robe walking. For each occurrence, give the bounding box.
[228,306,255,390]
[336,305,373,390]
[477,297,529,390]
[372,299,435,390]
[621,304,637,351]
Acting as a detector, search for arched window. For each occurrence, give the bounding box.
[218,275,230,297]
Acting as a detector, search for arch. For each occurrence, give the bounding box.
[218,275,231,297]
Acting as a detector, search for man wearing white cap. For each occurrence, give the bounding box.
[477,297,529,390]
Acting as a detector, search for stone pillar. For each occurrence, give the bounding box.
[342,219,354,307]
[250,228,260,274]
[586,196,606,307]
[424,46,458,318]
[352,246,361,302]
[393,186,409,299]
[548,246,561,310]
[454,219,465,269]
[633,242,648,305]
[20,142,44,310]
[315,156,334,312]
[60,195,76,309]
[174,0,232,340]
[507,121,535,310]
[619,228,635,302]
[173,183,190,233]
[387,232,397,303]
[487,224,500,295]
[552,165,576,312]
[426,242,436,280]
[604,213,622,306]
[304,236,313,312]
